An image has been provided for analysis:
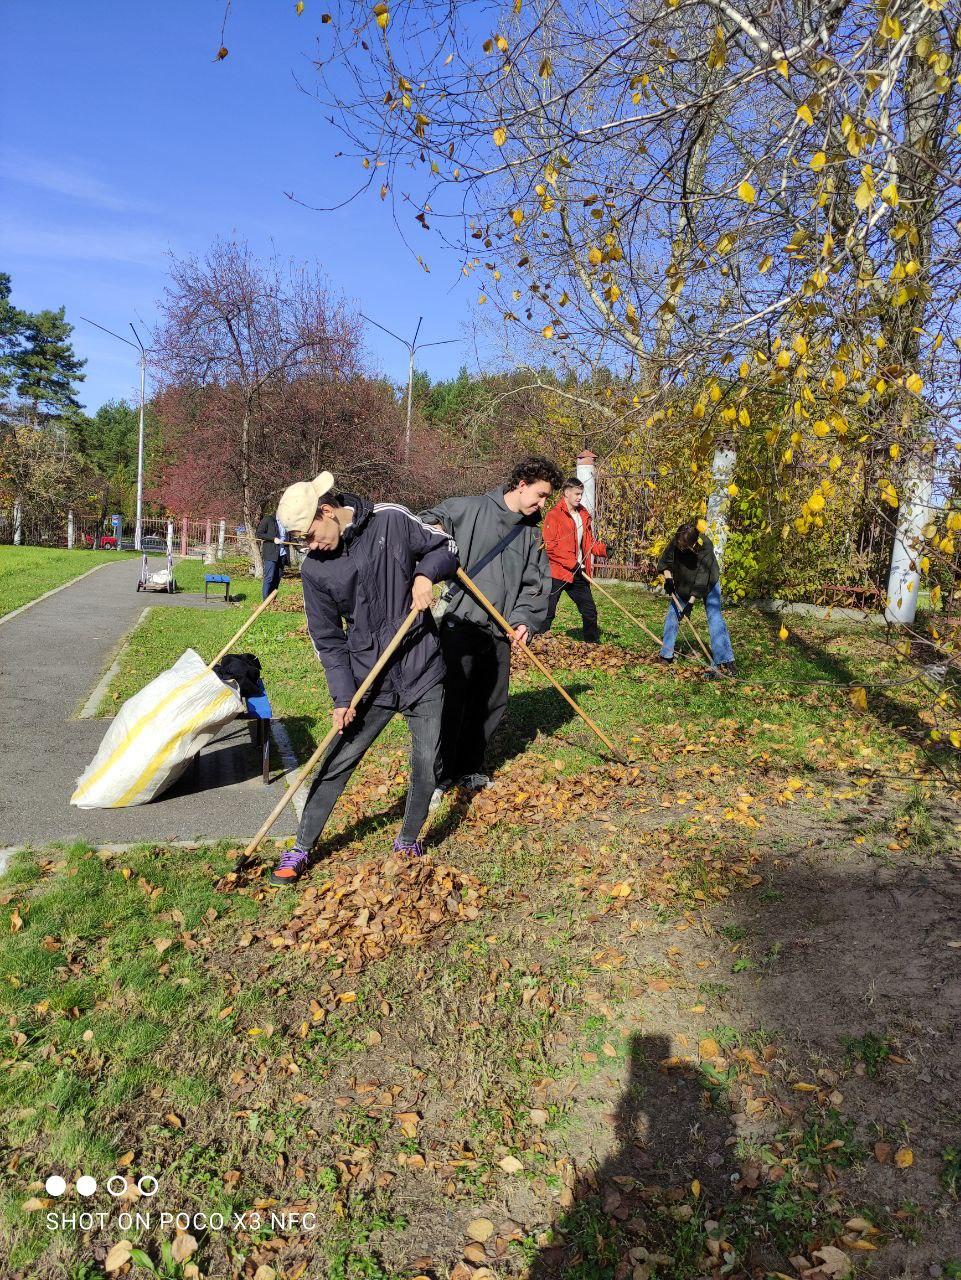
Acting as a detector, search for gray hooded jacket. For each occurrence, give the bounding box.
[420,488,551,637]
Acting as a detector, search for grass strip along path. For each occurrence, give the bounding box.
[0,547,137,619]
[2,568,960,1279]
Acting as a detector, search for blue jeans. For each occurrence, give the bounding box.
[262,557,283,599]
[661,582,734,664]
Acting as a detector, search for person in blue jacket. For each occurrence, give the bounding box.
[269,470,458,884]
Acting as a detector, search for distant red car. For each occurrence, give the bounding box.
[80,533,117,550]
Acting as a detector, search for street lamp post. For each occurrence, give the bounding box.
[360,313,458,461]
[80,316,148,551]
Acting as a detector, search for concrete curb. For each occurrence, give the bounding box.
[592,580,887,625]
[0,561,112,628]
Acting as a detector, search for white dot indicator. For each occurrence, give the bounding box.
[45,1175,66,1197]
[76,1175,97,1197]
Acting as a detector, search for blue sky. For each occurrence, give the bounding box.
[0,2,476,412]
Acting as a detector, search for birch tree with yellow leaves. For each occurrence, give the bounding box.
[296,0,961,711]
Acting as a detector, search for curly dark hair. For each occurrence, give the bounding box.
[505,455,564,492]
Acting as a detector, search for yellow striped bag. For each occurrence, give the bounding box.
[71,649,243,808]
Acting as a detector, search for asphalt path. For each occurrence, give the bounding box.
[0,557,296,851]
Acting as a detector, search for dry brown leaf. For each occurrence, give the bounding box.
[499,1155,524,1173]
[464,1242,488,1263]
[171,1233,199,1263]
[466,1216,495,1242]
[874,1141,892,1163]
[104,1241,134,1272]
[812,1245,852,1278]
[698,1037,720,1059]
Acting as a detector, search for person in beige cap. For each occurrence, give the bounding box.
[270,473,458,884]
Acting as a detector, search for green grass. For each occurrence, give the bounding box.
[0,547,136,618]
[4,571,957,1277]
[101,570,939,777]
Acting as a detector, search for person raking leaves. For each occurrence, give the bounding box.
[656,520,735,676]
[421,455,562,806]
[541,474,610,644]
[269,471,458,885]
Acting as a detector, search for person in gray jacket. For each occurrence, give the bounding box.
[422,456,562,803]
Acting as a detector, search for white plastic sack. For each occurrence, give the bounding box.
[71,648,243,809]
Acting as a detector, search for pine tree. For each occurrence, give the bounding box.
[15,306,85,425]
[0,273,27,398]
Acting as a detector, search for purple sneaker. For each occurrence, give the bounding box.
[392,836,427,858]
[270,845,309,885]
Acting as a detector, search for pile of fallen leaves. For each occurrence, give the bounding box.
[522,633,649,674]
[240,855,486,972]
[460,756,644,829]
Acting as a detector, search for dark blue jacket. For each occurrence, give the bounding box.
[301,495,458,709]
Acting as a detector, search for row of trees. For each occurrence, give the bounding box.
[0,271,154,535]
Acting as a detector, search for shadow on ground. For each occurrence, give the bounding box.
[528,1033,738,1279]
[526,843,961,1277]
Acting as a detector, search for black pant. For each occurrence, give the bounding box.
[297,685,443,850]
[262,557,283,600]
[438,619,511,784]
[543,569,599,642]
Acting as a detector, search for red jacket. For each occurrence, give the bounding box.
[542,501,607,584]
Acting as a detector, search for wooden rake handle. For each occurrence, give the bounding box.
[584,573,664,652]
[455,568,624,763]
[671,593,714,666]
[239,607,420,864]
[208,590,278,670]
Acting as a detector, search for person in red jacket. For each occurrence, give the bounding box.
[541,476,609,644]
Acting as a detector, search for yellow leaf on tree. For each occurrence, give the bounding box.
[797,103,814,125]
[810,151,827,172]
[493,127,507,146]
[541,325,554,339]
[738,179,756,204]
[758,254,773,273]
[511,208,524,226]
[588,246,603,266]
[854,181,873,211]
[905,372,923,393]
